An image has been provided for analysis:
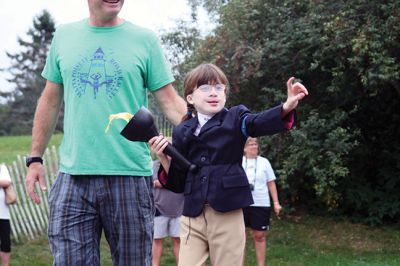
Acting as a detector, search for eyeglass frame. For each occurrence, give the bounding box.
[194,83,226,93]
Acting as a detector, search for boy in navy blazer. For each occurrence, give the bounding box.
[149,63,308,266]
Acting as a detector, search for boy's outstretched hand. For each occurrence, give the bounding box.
[282,77,308,116]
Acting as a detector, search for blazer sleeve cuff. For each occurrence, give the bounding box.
[281,109,296,129]
[157,160,187,193]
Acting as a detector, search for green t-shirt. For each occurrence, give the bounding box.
[42,19,174,176]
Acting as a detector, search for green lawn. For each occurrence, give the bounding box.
[265,216,400,266]
[0,134,63,164]
[10,215,400,266]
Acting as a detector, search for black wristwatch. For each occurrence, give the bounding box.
[26,157,43,167]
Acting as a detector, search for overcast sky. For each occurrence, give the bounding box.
[0,0,210,93]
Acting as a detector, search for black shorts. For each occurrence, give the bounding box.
[243,206,271,231]
[0,219,11,252]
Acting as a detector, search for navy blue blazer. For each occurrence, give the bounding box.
[161,104,293,217]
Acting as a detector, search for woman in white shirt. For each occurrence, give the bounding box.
[242,138,282,266]
[0,164,12,266]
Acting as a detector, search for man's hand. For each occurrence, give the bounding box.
[282,77,309,116]
[25,163,46,204]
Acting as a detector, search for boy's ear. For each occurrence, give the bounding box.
[186,94,194,104]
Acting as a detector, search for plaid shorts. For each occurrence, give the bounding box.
[48,172,154,266]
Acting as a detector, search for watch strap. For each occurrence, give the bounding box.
[26,157,43,167]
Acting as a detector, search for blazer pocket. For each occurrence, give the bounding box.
[222,175,249,188]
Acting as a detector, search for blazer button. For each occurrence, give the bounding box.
[201,176,207,183]
[201,156,206,162]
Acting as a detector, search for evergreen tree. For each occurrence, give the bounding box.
[0,10,61,135]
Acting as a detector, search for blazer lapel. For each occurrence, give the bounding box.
[183,117,199,140]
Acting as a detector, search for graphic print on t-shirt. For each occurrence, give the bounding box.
[72,47,123,100]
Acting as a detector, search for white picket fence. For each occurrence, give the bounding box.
[6,146,59,243]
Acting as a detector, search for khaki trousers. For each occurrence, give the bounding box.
[178,205,245,266]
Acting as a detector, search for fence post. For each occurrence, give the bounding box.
[6,146,59,242]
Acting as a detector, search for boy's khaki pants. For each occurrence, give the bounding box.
[178,205,245,266]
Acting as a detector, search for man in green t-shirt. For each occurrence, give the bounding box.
[25,1,186,265]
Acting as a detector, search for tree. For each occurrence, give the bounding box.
[0,10,60,135]
[171,0,400,224]
[148,19,202,119]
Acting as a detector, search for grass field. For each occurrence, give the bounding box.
[2,135,399,265]
[0,134,63,164]
[10,215,400,266]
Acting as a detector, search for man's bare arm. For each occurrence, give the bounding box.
[154,83,187,126]
[30,80,63,156]
[26,80,63,204]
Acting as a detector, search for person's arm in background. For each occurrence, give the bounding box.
[154,83,187,126]
[268,180,282,217]
[153,179,163,188]
[0,164,12,188]
[152,160,163,188]
[25,80,63,204]
[0,180,11,188]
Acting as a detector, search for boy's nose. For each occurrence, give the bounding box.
[208,87,219,94]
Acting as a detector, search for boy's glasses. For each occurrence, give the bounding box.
[195,84,226,93]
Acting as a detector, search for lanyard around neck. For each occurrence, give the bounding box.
[245,157,257,186]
